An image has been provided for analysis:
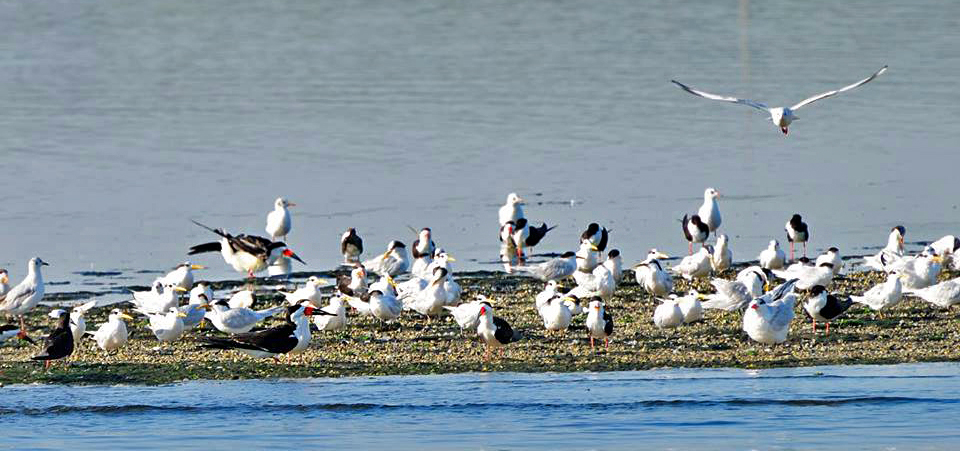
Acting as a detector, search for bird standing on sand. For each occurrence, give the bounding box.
[477,303,520,360]
[189,221,305,278]
[671,65,887,135]
[759,240,786,270]
[204,300,285,334]
[785,214,809,260]
[585,299,613,350]
[89,309,134,352]
[681,214,709,255]
[851,272,903,312]
[265,197,295,241]
[633,249,673,297]
[0,257,49,334]
[697,188,721,233]
[138,306,188,345]
[313,296,348,331]
[673,246,712,280]
[363,240,410,277]
[161,262,205,290]
[580,223,609,252]
[712,234,732,272]
[515,251,577,282]
[909,277,960,309]
[803,285,854,334]
[31,309,73,369]
[816,247,843,275]
[445,297,488,334]
[743,279,798,345]
[863,226,906,271]
[341,228,364,264]
[653,296,684,329]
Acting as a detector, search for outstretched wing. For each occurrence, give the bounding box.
[790,65,887,110]
[671,80,769,112]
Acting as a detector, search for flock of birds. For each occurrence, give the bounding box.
[7,64,959,369]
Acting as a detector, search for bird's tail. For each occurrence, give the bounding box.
[191,220,229,238]
[188,242,222,255]
[197,337,242,350]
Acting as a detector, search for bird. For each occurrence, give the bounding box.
[606,249,623,282]
[313,296,348,331]
[711,234,732,272]
[697,188,721,233]
[816,247,843,276]
[512,218,556,261]
[137,306,188,345]
[785,214,810,260]
[851,272,904,312]
[337,265,368,298]
[580,223,610,252]
[671,65,887,135]
[411,228,436,263]
[131,281,187,314]
[743,279,798,345]
[514,251,577,282]
[909,277,960,309]
[681,214,709,255]
[267,255,292,279]
[367,289,404,323]
[0,257,49,334]
[88,309,134,352]
[499,221,519,268]
[538,296,573,334]
[227,289,256,309]
[49,300,97,345]
[633,249,673,297]
[0,269,9,298]
[535,281,561,311]
[265,197,295,241]
[585,299,613,350]
[190,282,214,307]
[200,304,331,359]
[673,245,713,280]
[278,276,327,307]
[31,309,74,369]
[429,251,461,306]
[204,300,285,334]
[340,228,364,264]
[402,267,448,322]
[498,192,525,227]
[702,276,756,312]
[160,262,205,290]
[180,293,210,330]
[929,235,960,269]
[773,261,834,290]
[864,226,906,271]
[188,220,305,278]
[894,251,943,291]
[759,240,786,270]
[476,303,520,360]
[363,240,410,277]
[677,290,704,323]
[445,297,488,334]
[569,257,617,302]
[0,324,34,345]
[653,296,684,329]
[803,285,854,335]
[575,241,602,274]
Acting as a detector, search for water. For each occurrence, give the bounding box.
[0,362,956,449]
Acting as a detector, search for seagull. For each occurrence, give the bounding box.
[673,245,713,280]
[712,234,732,272]
[785,214,810,260]
[514,251,577,281]
[477,303,520,360]
[815,247,843,275]
[681,214,709,255]
[759,240,786,270]
[671,66,887,135]
[0,257,48,333]
[851,272,904,312]
[137,306,188,345]
[188,220,305,278]
[909,277,960,309]
[653,296,684,329]
[204,300,285,334]
[585,299,613,349]
[278,276,327,307]
[633,249,673,297]
[445,297,488,334]
[131,281,187,314]
[697,188,721,233]
[88,309,133,352]
[499,192,525,226]
[580,223,610,252]
[677,290,704,323]
[31,309,73,369]
[340,228,364,264]
[773,262,834,290]
[265,197,295,241]
[538,296,573,334]
[49,300,97,345]
[512,218,556,261]
[363,240,410,277]
[864,226,906,270]
[200,304,331,359]
[160,262,205,290]
[803,285,854,335]
[313,296,348,331]
[743,279,798,345]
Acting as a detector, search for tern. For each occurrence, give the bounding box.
[759,240,786,270]
[88,309,134,352]
[633,249,673,297]
[363,240,410,277]
[204,300,285,334]
[160,262,205,290]
[743,279,798,345]
[514,251,577,282]
[313,296,348,331]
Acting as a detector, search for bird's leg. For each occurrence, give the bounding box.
[604,337,609,349]
[590,336,595,350]
[789,243,795,261]
[484,346,490,362]
[19,315,26,334]
[44,360,51,370]
[826,322,830,336]
[803,242,807,258]
[812,320,817,334]
[688,242,693,256]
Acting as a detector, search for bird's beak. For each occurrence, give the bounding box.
[590,244,599,251]
[41,261,50,266]
[173,286,189,292]
[446,255,456,262]
[387,276,398,288]
[283,249,306,265]
[313,278,330,286]
[287,202,297,207]
[304,306,333,316]
[655,252,669,259]
[191,264,206,270]
[177,312,188,318]
[931,255,945,264]
[119,312,135,320]
[381,250,391,260]
[0,275,7,284]
[764,283,771,292]
[751,304,759,310]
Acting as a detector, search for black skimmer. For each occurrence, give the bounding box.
[265,197,295,241]
[586,298,613,349]
[681,214,709,255]
[804,285,854,335]
[31,308,74,369]
[785,214,809,260]
[671,65,887,135]
[477,303,520,360]
[0,257,48,334]
[580,223,609,252]
[340,228,364,264]
[411,228,435,261]
[188,220,305,278]
[512,218,556,261]
[200,304,332,359]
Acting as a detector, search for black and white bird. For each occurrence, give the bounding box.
[476,303,520,360]
[697,188,721,233]
[803,285,854,335]
[0,257,49,334]
[633,249,673,297]
[585,298,614,350]
[816,247,843,276]
[200,304,332,359]
[681,214,709,255]
[671,66,887,135]
[512,218,556,261]
[411,228,436,262]
[445,296,488,334]
[580,223,609,252]
[265,197,295,241]
[31,308,74,369]
[340,228,364,264]
[785,214,810,260]
[363,240,410,277]
[337,265,368,298]
[49,300,97,345]
[188,221,305,278]
[514,251,577,281]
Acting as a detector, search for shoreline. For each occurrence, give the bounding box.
[3,267,960,386]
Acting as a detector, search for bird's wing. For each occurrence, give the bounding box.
[767,296,796,330]
[233,234,273,257]
[790,65,888,110]
[0,285,34,310]
[671,80,769,112]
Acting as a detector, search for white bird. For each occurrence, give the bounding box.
[411,228,436,268]
[633,249,673,297]
[313,296,348,331]
[929,235,960,269]
[49,300,98,345]
[773,262,834,290]
[180,293,210,330]
[697,188,722,233]
[606,249,623,282]
[499,192,525,227]
[0,257,49,332]
[539,296,573,333]
[265,197,295,241]
[367,289,403,323]
[363,240,410,277]
[515,251,577,282]
[204,300,285,334]
[130,281,187,314]
[190,282,214,307]
[477,303,520,359]
[160,262,205,290]
[759,240,786,270]
[368,274,398,298]
[736,266,770,298]
[585,299,613,349]
[677,290,704,323]
[702,277,755,312]
[138,306,187,344]
[711,234,732,272]
[671,65,887,135]
[815,247,843,276]
[0,268,9,298]
[653,296,684,329]
[88,308,134,352]
[743,280,798,345]
[340,228,364,264]
[851,272,903,311]
[534,281,560,311]
[402,267,449,321]
[267,255,292,278]
[673,246,713,280]
[863,226,906,271]
[785,214,810,260]
[569,259,617,302]
[895,252,942,291]
[427,250,461,305]
[228,290,256,309]
[803,285,855,335]
[278,276,327,307]
[909,277,960,309]
[445,296,488,333]
[337,265,369,298]
[575,241,601,273]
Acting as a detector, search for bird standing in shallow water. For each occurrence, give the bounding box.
[682,214,709,255]
[785,214,809,260]
[340,228,364,264]
[697,188,721,234]
[265,197,295,241]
